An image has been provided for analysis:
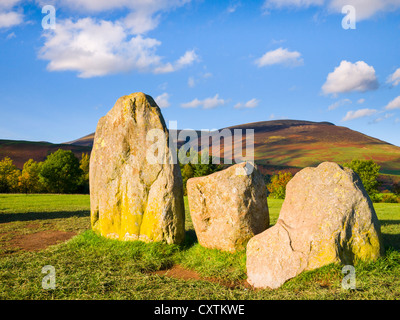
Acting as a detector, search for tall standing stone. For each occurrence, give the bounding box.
[247,162,384,289]
[89,92,185,244]
[187,162,269,252]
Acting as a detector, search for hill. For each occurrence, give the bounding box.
[2,120,400,187]
[222,120,400,175]
[0,139,91,169]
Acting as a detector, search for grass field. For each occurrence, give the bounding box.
[1,194,400,299]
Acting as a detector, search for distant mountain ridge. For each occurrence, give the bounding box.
[1,120,400,180]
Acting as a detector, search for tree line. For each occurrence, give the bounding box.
[1,150,399,203]
[0,148,223,195]
[0,149,89,194]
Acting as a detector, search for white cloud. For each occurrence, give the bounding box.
[0,0,23,29]
[37,0,197,77]
[234,98,260,109]
[42,0,190,34]
[155,92,170,108]
[6,32,16,40]
[255,47,303,67]
[39,18,163,78]
[152,50,199,74]
[0,11,23,28]
[328,0,400,21]
[342,108,377,121]
[39,18,197,78]
[357,98,365,104]
[327,98,352,110]
[385,96,400,110]
[322,60,378,95]
[387,68,400,86]
[181,94,226,109]
[263,0,400,20]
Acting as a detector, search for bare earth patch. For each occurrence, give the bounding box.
[154,264,252,289]
[2,229,76,253]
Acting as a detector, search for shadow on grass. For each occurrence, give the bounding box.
[180,229,198,250]
[380,220,400,251]
[383,234,400,251]
[0,210,90,223]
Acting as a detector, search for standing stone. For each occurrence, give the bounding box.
[246,162,384,289]
[89,92,185,244]
[187,162,269,252]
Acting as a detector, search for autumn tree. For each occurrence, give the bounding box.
[0,157,21,193]
[19,159,44,193]
[267,171,293,199]
[343,159,380,201]
[77,153,90,194]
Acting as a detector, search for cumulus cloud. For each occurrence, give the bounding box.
[39,18,164,78]
[155,92,170,108]
[322,60,379,95]
[255,47,303,67]
[263,0,400,20]
[39,17,197,78]
[342,108,377,121]
[37,0,197,77]
[385,96,400,110]
[387,68,400,86]
[0,0,23,29]
[234,98,260,109]
[181,94,226,109]
[39,0,190,34]
[328,0,400,21]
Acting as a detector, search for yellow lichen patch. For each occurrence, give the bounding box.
[307,239,339,270]
[139,199,163,242]
[351,229,382,262]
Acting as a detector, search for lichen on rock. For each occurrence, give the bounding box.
[89,92,185,244]
[246,162,384,289]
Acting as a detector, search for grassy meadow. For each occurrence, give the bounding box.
[1,194,400,299]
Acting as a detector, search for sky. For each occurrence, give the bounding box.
[0,0,400,146]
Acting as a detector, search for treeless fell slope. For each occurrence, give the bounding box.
[3,120,400,174]
[220,120,400,175]
[0,140,91,169]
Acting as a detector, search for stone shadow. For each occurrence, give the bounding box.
[0,210,90,224]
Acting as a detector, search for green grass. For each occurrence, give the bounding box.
[1,194,400,299]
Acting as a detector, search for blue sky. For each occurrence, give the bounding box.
[1,0,400,146]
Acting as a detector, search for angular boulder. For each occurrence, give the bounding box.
[89,92,185,244]
[246,162,384,289]
[187,162,269,252]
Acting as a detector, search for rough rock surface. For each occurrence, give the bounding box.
[89,92,185,244]
[187,162,269,252]
[246,162,384,289]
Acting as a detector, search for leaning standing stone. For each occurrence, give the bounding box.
[89,92,185,244]
[187,162,269,252]
[246,162,384,289]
